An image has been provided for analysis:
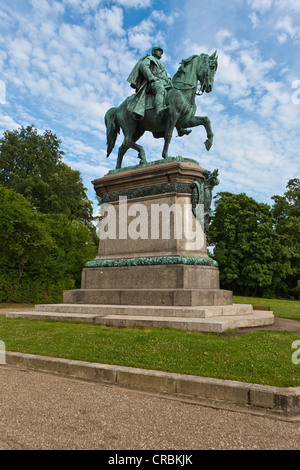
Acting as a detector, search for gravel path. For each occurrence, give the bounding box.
[0,365,300,451]
[235,317,300,334]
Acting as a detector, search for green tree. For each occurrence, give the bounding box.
[0,185,98,303]
[272,179,300,299]
[0,185,54,282]
[0,125,94,225]
[207,192,291,297]
[28,213,98,289]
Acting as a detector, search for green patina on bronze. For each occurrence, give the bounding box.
[101,182,194,204]
[85,256,218,268]
[191,169,220,231]
[108,156,199,174]
[105,48,218,169]
[127,45,172,120]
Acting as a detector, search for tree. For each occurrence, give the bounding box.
[0,185,54,282]
[0,125,94,225]
[0,184,98,303]
[207,192,291,297]
[29,213,98,289]
[272,179,300,299]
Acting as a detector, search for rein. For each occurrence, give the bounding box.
[172,54,211,97]
[172,81,204,96]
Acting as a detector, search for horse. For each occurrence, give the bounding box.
[105,51,218,169]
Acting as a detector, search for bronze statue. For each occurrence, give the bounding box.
[191,169,220,231]
[127,45,172,120]
[105,48,218,169]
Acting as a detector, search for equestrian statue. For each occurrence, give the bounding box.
[105,45,218,169]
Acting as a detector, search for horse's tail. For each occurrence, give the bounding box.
[105,107,120,158]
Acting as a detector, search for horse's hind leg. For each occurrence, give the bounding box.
[132,128,146,164]
[117,117,146,168]
[117,136,146,169]
[117,142,129,169]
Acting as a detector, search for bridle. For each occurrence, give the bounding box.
[172,82,204,96]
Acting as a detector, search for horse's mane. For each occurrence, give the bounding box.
[174,53,208,79]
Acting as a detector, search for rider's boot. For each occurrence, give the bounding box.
[154,93,169,117]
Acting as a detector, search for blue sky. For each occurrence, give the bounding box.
[0,0,299,214]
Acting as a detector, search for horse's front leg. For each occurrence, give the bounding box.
[162,113,179,159]
[185,116,214,151]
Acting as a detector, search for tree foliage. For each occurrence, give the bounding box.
[0,185,97,303]
[271,179,300,299]
[207,191,292,298]
[0,125,99,303]
[0,125,93,225]
[0,185,54,282]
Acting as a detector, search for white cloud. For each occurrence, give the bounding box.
[216,51,250,99]
[249,11,259,27]
[114,0,152,7]
[216,30,240,51]
[0,80,5,104]
[0,114,20,135]
[275,0,300,11]
[62,0,102,11]
[247,0,274,12]
[128,10,179,53]
[275,15,300,41]
[29,0,65,17]
[206,32,277,104]
[96,6,125,39]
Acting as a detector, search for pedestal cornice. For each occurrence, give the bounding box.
[92,157,206,198]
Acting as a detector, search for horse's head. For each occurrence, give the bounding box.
[198,51,218,94]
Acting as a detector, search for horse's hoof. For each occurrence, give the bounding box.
[204,139,212,151]
[139,156,147,165]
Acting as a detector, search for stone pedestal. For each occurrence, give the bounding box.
[93,157,209,260]
[7,157,274,332]
[67,157,228,307]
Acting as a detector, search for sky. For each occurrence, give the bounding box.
[0,0,299,214]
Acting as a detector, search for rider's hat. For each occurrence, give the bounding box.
[152,45,163,54]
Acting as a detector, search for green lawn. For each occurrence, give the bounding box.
[0,312,300,387]
[0,303,35,309]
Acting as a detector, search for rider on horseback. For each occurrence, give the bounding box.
[127,45,172,120]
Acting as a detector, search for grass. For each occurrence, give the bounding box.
[0,311,300,387]
[0,303,35,309]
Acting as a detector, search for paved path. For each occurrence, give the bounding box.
[0,365,300,451]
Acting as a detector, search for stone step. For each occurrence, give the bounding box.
[63,288,233,306]
[8,303,253,319]
[5,309,275,333]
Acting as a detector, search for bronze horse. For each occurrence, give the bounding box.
[105,52,218,169]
